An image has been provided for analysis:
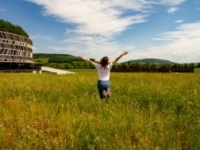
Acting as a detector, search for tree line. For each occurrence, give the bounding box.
[112,62,200,73]
[33,53,200,70]
[0,19,29,37]
[115,61,199,69]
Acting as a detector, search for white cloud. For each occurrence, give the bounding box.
[49,35,135,61]
[25,0,188,62]
[26,0,185,37]
[157,0,185,6]
[139,21,200,63]
[26,0,151,60]
[175,19,184,23]
[26,0,148,37]
[167,7,179,13]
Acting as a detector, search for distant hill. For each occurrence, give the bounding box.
[33,53,94,69]
[33,53,199,65]
[33,53,80,63]
[124,58,176,65]
[33,53,199,70]
[33,53,75,58]
[34,54,175,64]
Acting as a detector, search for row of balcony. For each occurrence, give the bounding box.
[0,31,32,45]
[0,55,32,62]
[0,43,32,52]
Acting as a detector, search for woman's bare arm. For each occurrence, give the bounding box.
[112,51,128,65]
[78,56,96,66]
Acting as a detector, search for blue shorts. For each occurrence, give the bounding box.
[97,80,110,99]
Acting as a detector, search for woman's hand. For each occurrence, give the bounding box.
[78,56,84,60]
[122,51,128,55]
[78,55,96,66]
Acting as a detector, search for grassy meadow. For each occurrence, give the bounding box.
[194,68,200,73]
[33,58,49,64]
[0,72,200,149]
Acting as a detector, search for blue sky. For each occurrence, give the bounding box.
[0,0,200,63]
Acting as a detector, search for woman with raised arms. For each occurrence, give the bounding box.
[78,51,128,99]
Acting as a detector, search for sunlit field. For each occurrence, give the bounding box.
[0,72,200,149]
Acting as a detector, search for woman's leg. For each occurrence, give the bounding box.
[97,81,105,99]
[98,88,104,99]
[107,88,111,98]
[97,81,111,99]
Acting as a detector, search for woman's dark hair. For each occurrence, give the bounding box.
[100,56,109,67]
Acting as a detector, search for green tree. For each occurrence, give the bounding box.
[129,63,136,68]
[144,62,150,69]
[136,62,142,69]
[121,63,129,68]
[197,63,200,68]
[0,19,29,37]
[90,58,95,61]
[184,63,189,68]
[160,64,169,69]
[64,63,74,69]
[151,63,158,69]
[173,63,180,69]
[189,63,195,68]
[56,64,65,69]
[127,61,132,68]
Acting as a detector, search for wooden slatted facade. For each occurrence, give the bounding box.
[0,31,41,73]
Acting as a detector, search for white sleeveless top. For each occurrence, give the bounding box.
[94,63,113,81]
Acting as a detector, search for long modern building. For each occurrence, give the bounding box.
[0,31,41,72]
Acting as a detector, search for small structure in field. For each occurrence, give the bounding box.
[41,66,75,75]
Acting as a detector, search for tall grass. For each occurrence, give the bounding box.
[0,72,199,149]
